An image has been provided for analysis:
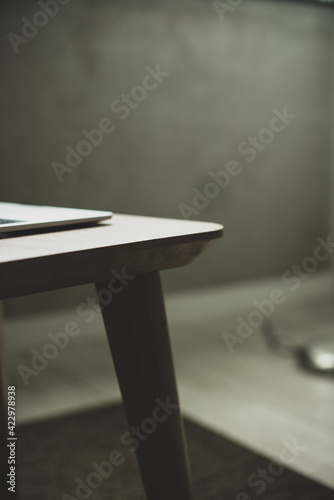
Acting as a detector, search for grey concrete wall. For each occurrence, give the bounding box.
[0,0,333,315]
[331,20,334,275]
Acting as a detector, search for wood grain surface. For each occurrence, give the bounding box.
[0,214,223,299]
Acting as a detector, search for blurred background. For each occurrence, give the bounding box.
[1,0,334,491]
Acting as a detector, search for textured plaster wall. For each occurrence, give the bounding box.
[0,0,332,315]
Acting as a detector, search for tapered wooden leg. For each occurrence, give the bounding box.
[95,272,193,500]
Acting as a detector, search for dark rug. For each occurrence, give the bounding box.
[16,404,333,500]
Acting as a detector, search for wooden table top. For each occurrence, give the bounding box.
[0,214,223,299]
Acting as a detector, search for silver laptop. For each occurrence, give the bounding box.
[0,202,112,234]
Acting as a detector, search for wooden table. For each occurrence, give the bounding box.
[0,214,223,500]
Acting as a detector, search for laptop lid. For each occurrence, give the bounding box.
[0,202,112,234]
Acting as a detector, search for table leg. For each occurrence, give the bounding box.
[95,272,193,500]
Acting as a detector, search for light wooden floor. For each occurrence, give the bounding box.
[4,271,334,490]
